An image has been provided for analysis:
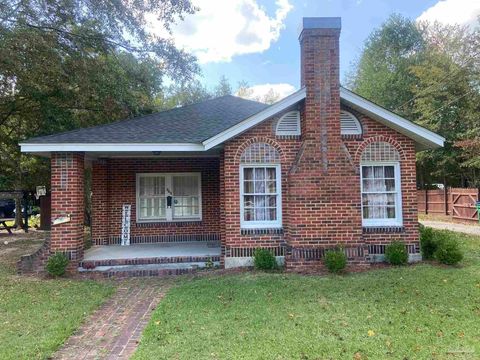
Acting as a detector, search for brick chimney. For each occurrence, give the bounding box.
[299,17,341,170]
[286,17,363,269]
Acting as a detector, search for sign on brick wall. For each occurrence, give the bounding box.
[121,204,131,246]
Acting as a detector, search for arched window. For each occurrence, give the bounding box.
[240,142,281,164]
[239,143,282,229]
[360,142,402,227]
[340,110,362,135]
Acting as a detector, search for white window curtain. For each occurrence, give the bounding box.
[360,163,402,226]
[136,173,201,222]
[240,165,282,229]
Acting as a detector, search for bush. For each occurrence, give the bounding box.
[420,225,437,260]
[46,252,69,277]
[253,248,277,270]
[385,241,408,265]
[435,237,463,265]
[324,249,347,274]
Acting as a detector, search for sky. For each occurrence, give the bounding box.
[152,0,480,99]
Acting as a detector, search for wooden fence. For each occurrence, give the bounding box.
[418,187,480,223]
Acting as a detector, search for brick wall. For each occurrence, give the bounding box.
[91,157,220,244]
[223,113,303,263]
[50,152,85,270]
[220,106,419,269]
[342,106,419,252]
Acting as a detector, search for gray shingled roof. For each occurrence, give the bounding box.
[25,95,269,144]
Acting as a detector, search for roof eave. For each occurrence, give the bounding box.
[340,87,445,150]
[19,142,206,154]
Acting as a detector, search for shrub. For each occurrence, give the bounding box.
[435,237,463,265]
[253,248,277,270]
[46,252,69,277]
[385,241,408,265]
[420,225,437,260]
[324,249,347,274]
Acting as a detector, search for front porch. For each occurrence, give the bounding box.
[80,241,221,275]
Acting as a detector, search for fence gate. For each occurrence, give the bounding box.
[451,188,479,222]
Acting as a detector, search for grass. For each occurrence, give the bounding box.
[0,232,115,360]
[133,231,480,360]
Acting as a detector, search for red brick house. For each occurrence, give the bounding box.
[20,17,444,275]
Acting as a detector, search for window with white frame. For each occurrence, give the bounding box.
[360,142,402,226]
[240,165,282,228]
[136,173,201,222]
[239,142,282,229]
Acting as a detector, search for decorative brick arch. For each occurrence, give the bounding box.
[234,137,285,165]
[354,136,407,163]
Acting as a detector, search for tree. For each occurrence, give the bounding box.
[213,75,233,97]
[349,14,480,187]
[348,14,425,120]
[0,0,200,224]
[236,81,281,104]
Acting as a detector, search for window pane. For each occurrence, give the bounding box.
[266,181,276,193]
[373,180,385,191]
[385,179,395,191]
[173,176,198,196]
[266,168,276,180]
[386,194,396,206]
[244,181,254,194]
[362,166,373,179]
[362,179,374,192]
[267,196,277,207]
[255,208,266,221]
[255,168,265,180]
[254,181,265,193]
[244,208,254,221]
[267,208,277,221]
[384,166,395,178]
[373,166,384,178]
[244,195,254,208]
[255,196,266,208]
[244,168,254,180]
[362,194,387,206]
[387,207,396,218]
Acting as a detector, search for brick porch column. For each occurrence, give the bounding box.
[91,159,109,245]
[50,152,85,270]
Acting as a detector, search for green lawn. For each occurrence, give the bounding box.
[134,231,480,360]
[0,233,114,360]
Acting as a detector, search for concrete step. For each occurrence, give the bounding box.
[78,261,220,278]
[79,255,221,269]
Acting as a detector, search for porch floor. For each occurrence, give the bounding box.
[84,242,221,261]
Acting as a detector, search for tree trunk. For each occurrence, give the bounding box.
[14,197,24,228]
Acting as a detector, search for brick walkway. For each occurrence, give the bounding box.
[53,280,168,360]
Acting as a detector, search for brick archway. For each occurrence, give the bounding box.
[354,135,406,163]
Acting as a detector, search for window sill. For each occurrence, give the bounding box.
[240,228,284,236]
[362,226,405,234]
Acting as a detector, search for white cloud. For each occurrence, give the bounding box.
[237,83,296,101]
[417,0,480,27]
[148,0,293,63]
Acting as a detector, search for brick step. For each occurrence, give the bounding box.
[80,255,221,269]
[78,261,220,278]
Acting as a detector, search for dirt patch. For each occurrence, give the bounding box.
[0,230,47,274]
[420,220,480,236]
